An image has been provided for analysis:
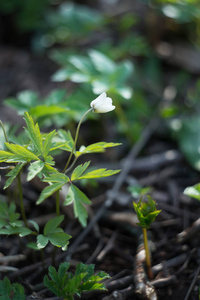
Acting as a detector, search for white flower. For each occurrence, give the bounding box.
[90,92,115,113]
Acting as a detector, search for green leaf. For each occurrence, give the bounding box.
[27,242,40,250]
[76,263,94,282]
[28,220,39,232]
[88,49,116,74]
[5,156,27,163]
[0,277,11,299]
[68,55,95,74]
[77,142,122,155]
[44,155,55,166]
[29,105,68,119]
[65,187,74,206]
[58,129,74,152]
[37,183,64,205]
[44,276,63,297]
[48,265,60,286]
[52,68,73,82]
[78,168,121,180]
[64,184,91,227]
[43,130,56,159]
[4,163,26,189]
[58,262,71,279]
[48,232,71,250]
[44,215,64,235]
[42,173,69,184]
[183,183,200,200]
[37,234,49,249]
[24,112,43,156]
[0,150,15,162]
[66,273,86,296]
[4,90,38,115]
[12,282,26,300]
[18,227,32,237]
[44,260,109,299]
[71,161,90,181]
[0,277,26,300]
[5,143,39,161]
[27,160,44,181]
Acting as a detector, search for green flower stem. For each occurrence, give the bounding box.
[63,108,92,174]
[0,120,9,143]
[17,172,28,228]
[142,228,153,280]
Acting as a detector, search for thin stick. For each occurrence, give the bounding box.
[184,266,200,300]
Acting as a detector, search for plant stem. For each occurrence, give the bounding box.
[17,172,28,228]
[63,108,92,174]
[142,228,153,280]
[0,120,9,143]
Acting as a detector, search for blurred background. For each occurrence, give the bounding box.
[1,0,200,169]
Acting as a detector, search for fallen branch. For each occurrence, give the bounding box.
[177,218,200,243]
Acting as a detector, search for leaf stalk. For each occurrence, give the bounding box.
[63,108,92,173]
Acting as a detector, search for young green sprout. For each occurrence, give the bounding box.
[133,196,161,279]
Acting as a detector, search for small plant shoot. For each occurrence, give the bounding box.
[133,196,161,279]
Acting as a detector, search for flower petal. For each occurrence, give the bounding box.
[90,92,115,113]
[93,105,115,113]
[90,92,106,108]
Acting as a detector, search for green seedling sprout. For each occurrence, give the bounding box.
[133,196,161,279]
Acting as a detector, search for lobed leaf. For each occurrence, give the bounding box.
[0,150,15,162]
[42,172,69,184]
[27,160,44,181]
[5,143,39,161]
[24,112,43,157]
[64,184,91,227]
[37,234,49,249]
[48,232,71,250]
[4,162,26,189]
[77,142,122,155]
[71,161,90,181]
[44,215,64,236]
[57,129,74,152]
[43,130,56,159]
[29,105,68,119]
[37,182,64,205]
[78,168,121,180]
[43,274,62,297]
